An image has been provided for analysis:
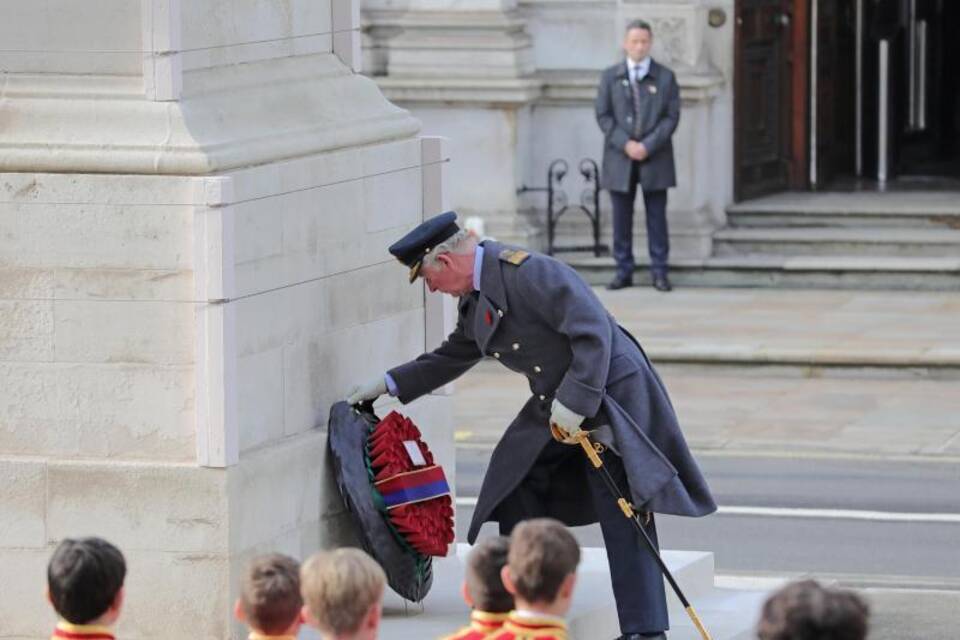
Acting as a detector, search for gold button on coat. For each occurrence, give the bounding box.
[539,394,546,401]
[534,365,542,373]
[512,343,520,351]
[497,309,504,317]
[493,352,501,359]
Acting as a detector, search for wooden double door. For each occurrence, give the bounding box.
[734,0,856,200]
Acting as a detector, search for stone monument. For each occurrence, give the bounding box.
[0,1,454,637]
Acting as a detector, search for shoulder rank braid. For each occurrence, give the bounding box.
[499,249,531,266]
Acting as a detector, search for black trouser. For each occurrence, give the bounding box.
[609,163,669,280]
[497,439,669,635]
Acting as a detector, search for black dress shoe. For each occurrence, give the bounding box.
[652,275,673,292]
[616,634,667,640]
[607,275,633,290]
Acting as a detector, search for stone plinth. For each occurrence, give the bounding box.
[0,2,454,638]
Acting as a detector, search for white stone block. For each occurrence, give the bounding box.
[53,300,194,365]
[180,0,333,71]
[118,550,230,640]
[0,203,194,270]
[228,431,324,553]
[54,268,194,302]
[0,548,56,639]
[421,136,452,216]
[0,363,195,461]
[360,138,422,176]
[364,167,423,232]
[411,106,523,216]
[0,267,55,299]
[46,461,228,554]
[524,3,618,70]
[237,347,285,452]
[0,459,47,548]
[0,300,54,362]
[0,0,140,75]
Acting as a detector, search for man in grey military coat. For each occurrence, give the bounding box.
[596,20,680,292]
[347,212,715,640]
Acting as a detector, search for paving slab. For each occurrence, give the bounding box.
[452,288,960,459]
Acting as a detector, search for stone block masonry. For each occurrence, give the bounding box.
[0,1,455,635]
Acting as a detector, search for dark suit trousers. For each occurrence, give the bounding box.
[496,439,670,635]
[609,162,669,279]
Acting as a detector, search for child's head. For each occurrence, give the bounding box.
[758,580,869,640]
[462,536,513,613]
[47,537,126,625]
[300,548,386,639]
[235,554,303,636]
[502,519,580,615]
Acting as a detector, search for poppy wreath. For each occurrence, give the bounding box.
[365,410,455,557]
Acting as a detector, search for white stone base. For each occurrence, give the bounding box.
[295,543,773,640]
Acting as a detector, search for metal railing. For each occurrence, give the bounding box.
[518,158,608,257]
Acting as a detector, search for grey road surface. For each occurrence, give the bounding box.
[455,448,960,639]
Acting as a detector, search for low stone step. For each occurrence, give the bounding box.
[726,191,960,229]
[713,227,960,258]
[568,254,960,291]
[365,544,770,640]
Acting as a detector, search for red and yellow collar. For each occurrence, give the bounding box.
[502,611,568,639]
[52,622,115,640]
[470,610,510,631]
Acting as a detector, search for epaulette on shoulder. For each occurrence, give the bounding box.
[499,248,531,266]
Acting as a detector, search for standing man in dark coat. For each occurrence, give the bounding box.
[347,212,716,640]
[596,20,680,292]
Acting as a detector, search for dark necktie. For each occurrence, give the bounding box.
[631,67,643,138]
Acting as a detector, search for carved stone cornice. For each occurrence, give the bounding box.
[0,54,420,175]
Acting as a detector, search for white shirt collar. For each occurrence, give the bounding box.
[514,609,566,625]
[627,56,651,80]
[473,243,484,291]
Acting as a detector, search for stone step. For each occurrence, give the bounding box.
[358,544,772,640]
[713,227,960,258]
[726,191,960,230]
[568,254,960,291]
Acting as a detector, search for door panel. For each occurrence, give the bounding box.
[735,0,795,201]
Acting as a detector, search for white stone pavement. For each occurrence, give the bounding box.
[454,287,960,459]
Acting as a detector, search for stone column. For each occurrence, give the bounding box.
[0,1,452,638]
[364,0,543,245]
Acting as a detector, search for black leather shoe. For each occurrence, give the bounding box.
[652,275,673,292]
[607,275,633,290]
[617,634,667,640]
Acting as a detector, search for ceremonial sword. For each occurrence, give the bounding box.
[550,424,713,640]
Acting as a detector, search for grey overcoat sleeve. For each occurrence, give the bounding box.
[595,71,631,155]
[639,71,680,156]
[516,259,613,418]
[386,314,482,405]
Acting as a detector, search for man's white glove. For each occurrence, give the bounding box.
[550,398,586,442]
[346,375,388,406]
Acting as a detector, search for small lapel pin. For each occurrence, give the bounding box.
[621,79,629,87]
[484,309,493,326]
[648,85,658,94]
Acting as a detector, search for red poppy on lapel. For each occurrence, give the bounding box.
[485,309,493,325]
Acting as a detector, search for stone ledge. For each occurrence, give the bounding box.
[0,54,420,175]
[372,67,725,106]
[539,68,726,105]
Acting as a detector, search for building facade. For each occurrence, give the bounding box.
[363,0,960,287]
